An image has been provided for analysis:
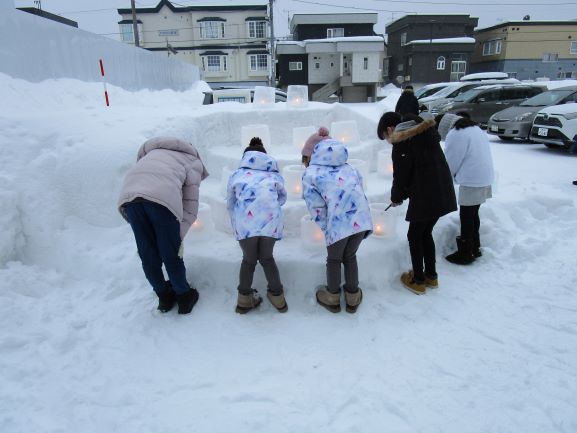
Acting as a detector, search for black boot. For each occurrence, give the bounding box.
[473,234,482,258]
[156,281,176,313]
[176,287,199,315]
[445,237,475,265]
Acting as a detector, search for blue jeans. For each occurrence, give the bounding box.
[124,201,189,295]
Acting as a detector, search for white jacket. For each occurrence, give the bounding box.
[444,126,494,187]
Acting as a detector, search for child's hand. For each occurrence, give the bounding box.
[178,242,184,259]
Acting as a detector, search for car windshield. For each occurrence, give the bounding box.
[453,88,484,102]
[519,89,575,107]
[429,84,463,98]
[415,85,447,99]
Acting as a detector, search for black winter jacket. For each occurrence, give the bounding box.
[394,90,420,117]
[389,118,457,222]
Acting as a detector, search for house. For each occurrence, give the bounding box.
[117,0,270,87]
[386,14,478,85]
[276,13,386,103]
[16,7,78,27]
[470,21,577,80]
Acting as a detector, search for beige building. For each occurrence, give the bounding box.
[471,21,577,80]
[117,0,271,87]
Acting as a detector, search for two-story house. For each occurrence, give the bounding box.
[470,21,577,80]
[386,14,478,85]
[276,13,386,103]
[117,0,270,87]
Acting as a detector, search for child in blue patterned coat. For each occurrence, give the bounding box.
[227,138,288,314]
[301,128,373,313]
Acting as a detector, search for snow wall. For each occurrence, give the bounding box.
[0,2,199,91]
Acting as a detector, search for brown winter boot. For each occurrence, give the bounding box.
[235,290,262,314]
[345,289,363,313]
[424,273,439,288]
[316,286,341,313]
[267,291,288,313]
[400,271,426,295]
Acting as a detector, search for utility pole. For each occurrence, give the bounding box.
[268,0,276,87]
[131,0,140,47]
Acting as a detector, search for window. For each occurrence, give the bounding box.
[482,39,502,56]
[398,63,403,72]
[543,52,559,62]
[408,57,412,66]
[315,62,320,69]
[249,54,268,71]
[289,61,302,71]
[203,55,226,72]
[158,29,178,37]
[119,23,142,44]
[476,90,501,102]
[327,28,344,38]
[436,56,446,70]
[508,72,518,78]
[248,21,266,38]
[450,60,466,81]
[401,32,407,45]
[363,57,369,70]
[200,21,225,39]
[571,41,577,54]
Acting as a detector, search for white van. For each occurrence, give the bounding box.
[529,102,577,150]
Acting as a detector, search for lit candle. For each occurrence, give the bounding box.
[330,120,360,146]
[287,85,309,108]
[253,86,275,107]
[300,215,324,248]
[283,164,305,200]
[190,202,213,233]
[369,202,396,238]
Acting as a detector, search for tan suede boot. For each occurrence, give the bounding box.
[345,289,363,313]
[400,271,426,295]
[235,290,262,314]
[316,286,341,313]
[424,274,439,288]
[267,291,288,313]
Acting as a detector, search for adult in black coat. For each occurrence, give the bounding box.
[377,112,457,295]
[394,85,420,117]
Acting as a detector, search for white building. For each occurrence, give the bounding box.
[117,0,270,87]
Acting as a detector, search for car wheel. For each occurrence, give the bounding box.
[498,136,513,141]
[544,143,558,149]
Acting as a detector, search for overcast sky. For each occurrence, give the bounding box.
[12,0,576,41]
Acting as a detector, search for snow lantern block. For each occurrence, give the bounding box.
[253,86,276,108]
[370,202,397,238]
[292,126,317,152]
[348,158,368,190]
[300,215,325,248]
[241,124,271,149]
[287,85,308,108]
[210,198,233,234]
[330,120,360,146]
[190,202,213,233]
[283,164,305,200]
[377,149,394,178]
[220,165,235,197]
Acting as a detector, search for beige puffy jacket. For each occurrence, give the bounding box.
[118,137,209,239]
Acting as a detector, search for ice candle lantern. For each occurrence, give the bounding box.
[377,149,394,178]
[253,86,275,108]
[370,202,397,238]
[300,215,325,248]
[292,126,317,151]
[191,202,213,233]
[283,165,306,199]
[241,124,271,149]
[287,85,308,108]
[330,120,360,146]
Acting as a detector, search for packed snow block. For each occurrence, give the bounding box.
[0,189,25,264]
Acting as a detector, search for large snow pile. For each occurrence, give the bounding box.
[0,73,576,433]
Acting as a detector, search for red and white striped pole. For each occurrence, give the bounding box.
[99,59,110,106]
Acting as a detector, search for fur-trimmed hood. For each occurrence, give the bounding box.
[388,118,436,144]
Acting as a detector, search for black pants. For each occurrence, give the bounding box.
[326,231,366,294]
[407,218,438,282]
[238,236,283,295]
[460,205,481,243]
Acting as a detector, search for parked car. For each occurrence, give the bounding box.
[529,102,577,150]
[414,82,451,100]
[435,84,543,127]
[487,86,577,141]
[203,87,287,104]
[420,78,521,113]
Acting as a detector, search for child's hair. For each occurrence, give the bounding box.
[377,112,402,140]
[243,137,267,154]
[453,117,478,130]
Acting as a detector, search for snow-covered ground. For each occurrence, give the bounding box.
[1,73,576,433]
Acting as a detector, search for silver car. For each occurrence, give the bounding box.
[487,86,577,141]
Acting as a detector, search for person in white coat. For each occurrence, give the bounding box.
[437,114,494,264]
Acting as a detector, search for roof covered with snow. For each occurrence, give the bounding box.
[476,20,577,32]
[405,37,475,45]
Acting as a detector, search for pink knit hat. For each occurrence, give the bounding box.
[302,127,331,157]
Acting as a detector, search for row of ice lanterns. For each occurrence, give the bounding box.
[191,202,397,245]
[254,85,308,108]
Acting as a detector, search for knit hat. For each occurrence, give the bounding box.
[243,137,267,154]
[437,113,462,141]
[302,127,331,157]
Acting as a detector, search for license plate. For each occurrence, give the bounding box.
[537,127,548,137]
[490,125,498,132]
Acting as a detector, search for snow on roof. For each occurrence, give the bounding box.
[405,37,475,45]
[476,20,577,32]
[460,72,509,81]
[276,40,306,47]
[304,36,385,44]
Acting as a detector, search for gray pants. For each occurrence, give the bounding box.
[326,231,366,294]
[238,236,283,296]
